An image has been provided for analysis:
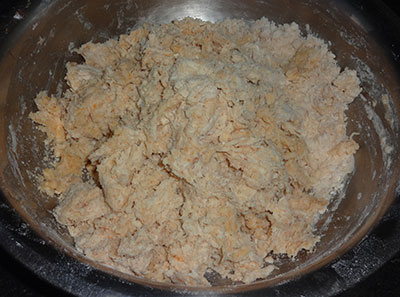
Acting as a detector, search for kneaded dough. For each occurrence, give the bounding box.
[30,17,361,285]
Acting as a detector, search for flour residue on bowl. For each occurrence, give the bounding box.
[364,104,394,169]
[351,56,396,170]
[7,123,25,188]
[29,17,361,285]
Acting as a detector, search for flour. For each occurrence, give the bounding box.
[30,17,361,285]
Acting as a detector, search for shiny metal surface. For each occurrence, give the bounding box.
[0,0,400,294]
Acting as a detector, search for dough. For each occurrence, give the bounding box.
[30,17,361,285]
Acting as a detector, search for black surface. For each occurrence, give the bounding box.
[1,0,400,296]
[0,246,72,297]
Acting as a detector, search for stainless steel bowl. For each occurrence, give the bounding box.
[0,0,399,294]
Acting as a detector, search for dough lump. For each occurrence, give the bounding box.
[30,17,361,285]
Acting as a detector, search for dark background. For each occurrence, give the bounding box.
[1,0,400,296]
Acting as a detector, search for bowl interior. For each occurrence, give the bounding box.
[0,0,400,293]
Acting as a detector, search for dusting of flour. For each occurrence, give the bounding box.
[30,18,361,285]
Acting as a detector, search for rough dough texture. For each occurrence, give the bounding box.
[30,17,361,285]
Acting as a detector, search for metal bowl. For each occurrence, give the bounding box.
[0,0,400,295]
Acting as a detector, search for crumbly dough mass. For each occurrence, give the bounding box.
[30,18,361,285]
